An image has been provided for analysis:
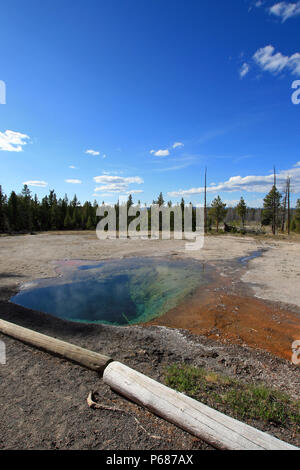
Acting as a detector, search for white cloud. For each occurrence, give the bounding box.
[269,1,300,21]
[102,154,107,159]
[249,0,264,11]
[23,180,48,187]
[85,149,100,156]
[0,130,30,152]
[172,142,184,149]
[150,149,170,157]
[253,45,300,76]
[69,165,77,169]
[65,179,82,184]
[93,175,143,184]
[239,62,250,78]
[168,163,300,197]
[93,175,144,194]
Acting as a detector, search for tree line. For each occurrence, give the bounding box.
[0,184,299,234]
[0,185,98,232]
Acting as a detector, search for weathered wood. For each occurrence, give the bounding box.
[0,319,112,374]
[103,361,298,451]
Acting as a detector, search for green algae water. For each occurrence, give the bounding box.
[11,257,210,325]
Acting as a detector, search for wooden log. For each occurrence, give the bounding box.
[103,361,298,451]
[0,319,112,374]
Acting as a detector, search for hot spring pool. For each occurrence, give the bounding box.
[11,257,211,326]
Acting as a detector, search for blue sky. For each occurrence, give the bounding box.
[0,0,300,207]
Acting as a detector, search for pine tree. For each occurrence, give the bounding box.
[153,192,164,206]
[180,197,185,212]
[64,210,73,230]
[41,195,50,230]
[0,185,7,232]
[261,186,282,233]
[31,194,41,231]
[236,197,247,227]
[71,208,79,229]
[20,184,33,231]
[7,191,20,231]
[86,215,94,230]
[210,196,227,232]
[291,199,300,233]
[127,194,133,209]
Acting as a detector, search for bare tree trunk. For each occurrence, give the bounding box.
[287,177,291,235]
[204,167,207,234]
[272,166,276,235]
[281,184,287,232]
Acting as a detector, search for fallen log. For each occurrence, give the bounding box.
[103,361,298,451]
[0,318,112,374]
[1,319,298,450]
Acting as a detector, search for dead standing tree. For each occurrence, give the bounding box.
[281,177,291,234]
[287,177,291,235]
[272,166,277,235]
[204,167,207,234]
[281,182,287,233]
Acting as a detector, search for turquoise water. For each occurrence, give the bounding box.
[11,257,210,326]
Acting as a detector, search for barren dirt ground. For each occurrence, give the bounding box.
[0,232,299,449]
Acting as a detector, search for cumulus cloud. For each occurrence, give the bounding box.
[93,175,144,194]
[172,142,184,149]
[22,180,48,187]
[85,149,100,156]
[269,1,300,22]
[239,62,250,78]
[65,179,82,184]
[168,163,300,197]
[253,45,300,76]
[0,130,30,152]
[150,149,170,157]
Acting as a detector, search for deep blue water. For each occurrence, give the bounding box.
[11,257,210,326]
